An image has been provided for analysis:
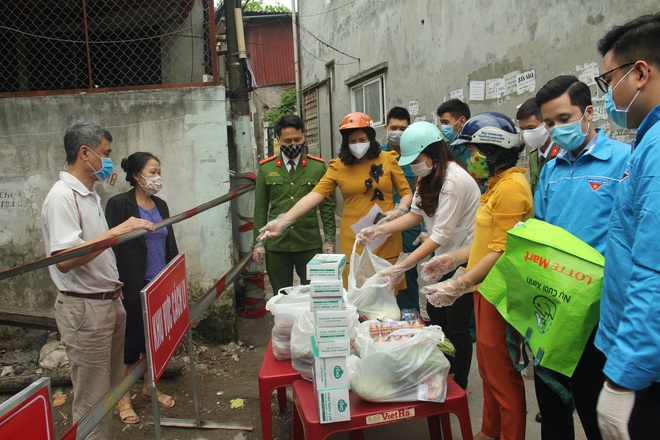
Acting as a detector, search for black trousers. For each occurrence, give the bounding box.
[628,381,660,439]
[426,266,473,390]
[534,329,604,440]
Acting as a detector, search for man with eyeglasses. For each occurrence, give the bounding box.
[593,13,660,440]
[532,75,630,440]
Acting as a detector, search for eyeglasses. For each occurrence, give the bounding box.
[594,62,635,93]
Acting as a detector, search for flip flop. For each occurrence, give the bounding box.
[118,401,139,424]
[141,390,175,409]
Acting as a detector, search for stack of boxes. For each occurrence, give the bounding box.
[306,254,351,424]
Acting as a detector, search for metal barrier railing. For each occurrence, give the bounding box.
[0,183,255,281]
[0,180,256,438]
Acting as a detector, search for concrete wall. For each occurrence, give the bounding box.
[0,86,233,315]
[299,0,658,151]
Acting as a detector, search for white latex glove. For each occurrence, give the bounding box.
[252,242,265,265]
[420,253,458,282]
[382,203,409,222]
[356,224,391,245]
[412,231,430,246]
[256,214,295,241]
[377,261,416,285]
[422,268,475,307]
[323,241,335,254]
[597,381,635,440]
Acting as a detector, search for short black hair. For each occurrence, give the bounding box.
[535,75,592,113]
[436,99,471,120]
[516,97,543,121]
[598,12,660,66]
[274,114,304,137]
[386,106,410,125]
[63,122,112,165]
[120,152,160,187]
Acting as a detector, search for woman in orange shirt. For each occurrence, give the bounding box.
[421,112,533,440]
[257,112,412,286]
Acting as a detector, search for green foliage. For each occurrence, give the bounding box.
[243,0,291,13]
[264,89,297,125]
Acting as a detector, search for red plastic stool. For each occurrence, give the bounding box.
[291,377,473,440]
[258,338,303,440]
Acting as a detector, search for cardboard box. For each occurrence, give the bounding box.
[316,387,351,424]
[315,310,351,327]
[312,349,349,389]
[310,280,343,297]
[310,296,344,312]
[306,254,346,281]
[312,336,351,358]
[315,326,350,341]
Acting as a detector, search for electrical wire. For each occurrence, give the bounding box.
[298,0,356,18]
[298,23,359,61]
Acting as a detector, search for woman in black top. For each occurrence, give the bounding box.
[106,152,178,424]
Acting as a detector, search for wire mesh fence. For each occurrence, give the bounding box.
[0,0,217,95]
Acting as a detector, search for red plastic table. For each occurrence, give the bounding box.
[258,338,303,440]
[291,377,473,440]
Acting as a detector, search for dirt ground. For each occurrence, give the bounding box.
[2,296,586,440]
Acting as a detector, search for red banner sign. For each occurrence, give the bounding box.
[0,377,53,439]
[142,253,190,383]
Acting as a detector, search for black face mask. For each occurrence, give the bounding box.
[280,142,305,159]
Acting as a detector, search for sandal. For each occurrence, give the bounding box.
[141,390,175,408]
[118,401,139,424]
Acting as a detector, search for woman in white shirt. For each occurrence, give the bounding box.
[357,121,481,389]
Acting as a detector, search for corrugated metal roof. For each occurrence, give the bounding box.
[245,17,295,87]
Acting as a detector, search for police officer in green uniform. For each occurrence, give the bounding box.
[517,97,559,195]
[252,114,336,294]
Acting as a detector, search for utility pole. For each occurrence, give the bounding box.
[225,0,255,257]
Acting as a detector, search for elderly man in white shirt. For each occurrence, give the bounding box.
[41,122,154,440]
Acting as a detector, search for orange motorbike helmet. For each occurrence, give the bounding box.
[339,112,376,138]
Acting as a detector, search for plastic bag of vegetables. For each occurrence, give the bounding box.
[265,285,311,360]
[350,326,451,403]
[347,240,400,321]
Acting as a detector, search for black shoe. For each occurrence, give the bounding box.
[535,412,542,423]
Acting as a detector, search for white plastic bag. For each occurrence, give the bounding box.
[347,240,400,320]
[290,311,316,381]
[265,285,311,360]
[290,305,360,381]
[350,326,451,403]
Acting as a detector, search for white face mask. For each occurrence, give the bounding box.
[349,141,370,159]
[410,160,433,177]
[522,123,550,149]
[139,174,163,196]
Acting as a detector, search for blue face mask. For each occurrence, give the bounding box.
[87,148,114,181]
[440,120,460,143]
[549,111,590,152]
[604,67,641,129]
